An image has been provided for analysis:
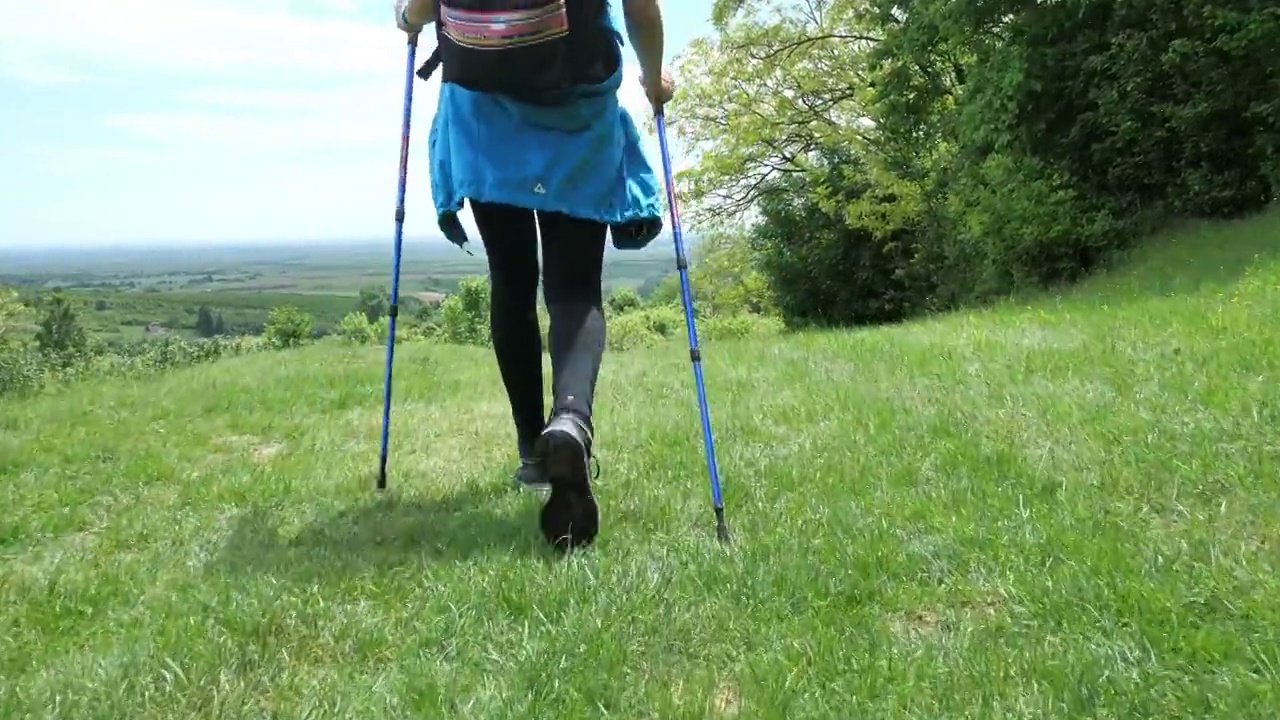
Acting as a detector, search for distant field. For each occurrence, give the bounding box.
[1,238,679,294]
[2,238,680,340]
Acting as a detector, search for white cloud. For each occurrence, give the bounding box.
[0,0,404,76]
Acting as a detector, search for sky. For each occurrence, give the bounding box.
[0,0,713,248]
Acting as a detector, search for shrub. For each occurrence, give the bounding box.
[606,287,643,316]
[605,305,684,351]
[750,150,930,329]
[34,293,90,369]
[607,312,663,351]
[262,306,315,349]
[700,312,783,342]
[0,343,45,398]
[437,276,491,346]
[337,311,379,345]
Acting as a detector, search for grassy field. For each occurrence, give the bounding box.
[2,208,1279,717]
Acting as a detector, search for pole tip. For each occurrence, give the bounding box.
[713,506,730,543]
[715,521,731,544]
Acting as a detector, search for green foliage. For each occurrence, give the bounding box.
[337,311,380,345]
[0,287,44,397]
[437,276,491,346]
[0,286,27,341]
[665,0,878,226]
[358,285,391,324]
[688,225,776,317]
[605,305,684,351]
[0,317,272,400]
[700,311,784,341]
[644,275,682,308]
[262,306,315,349]
[606,312,663,351]
[605,287,642,316]
[194,305,227,338]
[672,0,1280,329]
[751,150,930,327]
[34,293,89,368]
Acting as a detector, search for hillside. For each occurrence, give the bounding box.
[2,208,1279,717]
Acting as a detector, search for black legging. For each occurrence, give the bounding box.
[471,200,607,458]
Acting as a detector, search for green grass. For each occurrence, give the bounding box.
[2,208,1279,717]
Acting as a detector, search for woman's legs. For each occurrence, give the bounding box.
[469,198,607,549]
[470,200,546,460]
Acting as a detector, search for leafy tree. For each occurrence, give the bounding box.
[605,287,642,316]
[437,276,491,346]
[195,305,218,338]
[262,306,315,349]
[35,293,88,367]
[338,311,379,344]
[1,287,43,397]
[665,0,880,226]
[674,0,1280,328]
[0,287,27,342]
[358,285,391,324]
[688,225,775,316]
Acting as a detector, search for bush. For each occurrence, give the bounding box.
[606,287,643,316]
[606,305,684,351]
[607,312,664,351]
[750,150,930,329]
[337,311,379,345]
[34,292,91,369]
[688,226,776,317]
[262,306,315,349]
[437,276,490,346]
[0,343,45,398]
[932,152,1123,299]
[700,312,783,341]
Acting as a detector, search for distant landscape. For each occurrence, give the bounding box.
[0,236,681,342]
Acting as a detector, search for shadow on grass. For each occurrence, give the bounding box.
[213,484,551,579]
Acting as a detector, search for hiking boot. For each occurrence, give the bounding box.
[511,456,550,491]
[535,412,598,552]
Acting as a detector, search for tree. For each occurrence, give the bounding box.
[665,0,880,226]
[195,305,218,338]
[34,293,88,367]
[358,285,391,324]
[605,287,642,316]
[337,311,379,344]
[437,276,491,346]
[673,0,1280,330]
[688,224,775,316]
[0,287,27,342]
[262,306,315,349]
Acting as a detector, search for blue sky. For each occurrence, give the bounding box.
[0,0,712,248]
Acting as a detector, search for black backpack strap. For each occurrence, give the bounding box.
[416,46,443,81]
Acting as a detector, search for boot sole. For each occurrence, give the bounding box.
[536,428,598,552]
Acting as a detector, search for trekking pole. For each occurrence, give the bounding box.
[378,30,420,491]
[654,108,730,544]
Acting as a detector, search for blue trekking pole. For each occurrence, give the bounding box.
[378,31,420,491]
[654,108,730,544]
